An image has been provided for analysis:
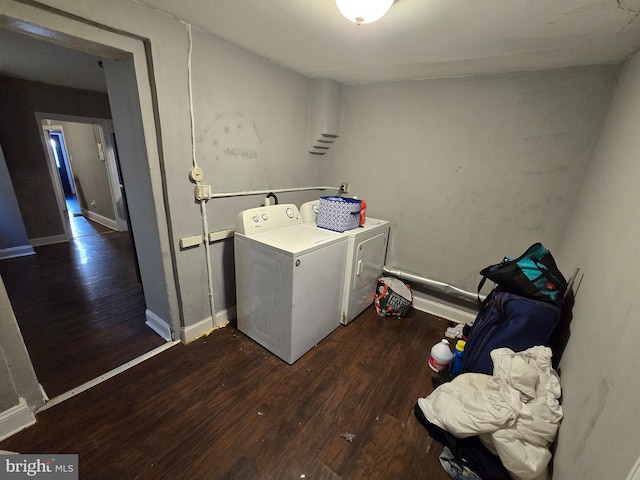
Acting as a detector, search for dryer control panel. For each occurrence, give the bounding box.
[235,204,302,236]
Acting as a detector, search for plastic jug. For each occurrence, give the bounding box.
[450,340,466,376]
[429,339,454,372]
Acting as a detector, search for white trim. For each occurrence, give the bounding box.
[0,245,35,260]
[81,209,118,231]
[38,116,126,239]
[145,309,172,341]
[99,121,129,232]
[38,118,71,241]
[180,306,236,342]
[412,291,477,324]
[29,234,67,247]
[626,454,640,480]
[43,125,76,195]
[0,398,36,442]
[38,341,179,412]
[181,316,213,342]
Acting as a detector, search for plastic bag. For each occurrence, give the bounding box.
[374,277,413,318]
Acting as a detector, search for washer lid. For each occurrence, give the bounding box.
[240,224,346,257]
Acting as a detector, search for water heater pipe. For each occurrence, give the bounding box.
[383,266,482,304]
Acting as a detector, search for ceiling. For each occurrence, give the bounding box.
[0,28,107,92]
[2,0,640,91]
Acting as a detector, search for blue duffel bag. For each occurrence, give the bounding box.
[462,288,562,375]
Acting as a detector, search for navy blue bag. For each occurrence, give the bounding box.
[462,288,562,375]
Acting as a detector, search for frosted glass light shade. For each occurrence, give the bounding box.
[335,0,394,24]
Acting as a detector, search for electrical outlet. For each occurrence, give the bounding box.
[340,182,350,194]
[195,184,212,201]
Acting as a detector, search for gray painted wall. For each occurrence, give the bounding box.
[0,144,30,251]
[0,76,111,241]
[101,55,178,336]
[56,121,115,221]
[321,66,619,294]
[552,50,640,480]
[170,27,322,328]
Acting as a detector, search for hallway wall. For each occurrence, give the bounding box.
[56,121,116,224]
[0,76,111,242]
[0,144,31,257]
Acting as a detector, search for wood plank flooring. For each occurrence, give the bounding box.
[0,307,452,480]
[0,215,166,399]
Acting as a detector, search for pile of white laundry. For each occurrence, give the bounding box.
[417,346,563,480]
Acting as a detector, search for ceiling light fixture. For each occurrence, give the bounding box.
[335,0,394,25]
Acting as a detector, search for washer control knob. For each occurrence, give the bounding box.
[286,207,294,218]
[262,213,268,221]
[252,215,259,223]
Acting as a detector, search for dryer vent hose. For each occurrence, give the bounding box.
[266,192,279,205]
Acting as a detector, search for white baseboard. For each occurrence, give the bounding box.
[38,341,179,413]
[29,234,67,247]
[180,306,236,342]
[412,291,477,324]
[0,398,36,442]
[0,245,35,260]
[82,209,118,231]
[145,309,172,341]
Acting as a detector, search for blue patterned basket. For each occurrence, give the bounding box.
[317,196,362,232]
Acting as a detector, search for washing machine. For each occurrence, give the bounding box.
[234,204,348,364]
[300,200,390,325]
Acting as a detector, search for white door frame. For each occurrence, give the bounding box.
[43,126,76,196]
[38,119,71,242]
[98,120,129,231]
[36,113,128,240]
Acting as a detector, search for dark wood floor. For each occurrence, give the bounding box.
[0,212,166,398]
[0,307,452,480]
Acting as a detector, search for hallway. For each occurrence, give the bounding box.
[0,213,166,399]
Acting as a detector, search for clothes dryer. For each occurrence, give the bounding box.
[234,204,348,364]
[300,200,390,325]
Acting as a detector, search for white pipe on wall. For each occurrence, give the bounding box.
[209,185,340,199]
[186,23,216,322]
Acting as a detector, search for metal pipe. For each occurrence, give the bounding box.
[383,265,481,303]
[209,185,339,199]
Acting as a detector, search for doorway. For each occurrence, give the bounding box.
[0,24,175,404]
[48,130,75,197]
[43,125,84,239]
[40,118,129,242]
[0,116,166,400]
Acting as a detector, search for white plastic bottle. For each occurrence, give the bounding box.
[429,339,454,372]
